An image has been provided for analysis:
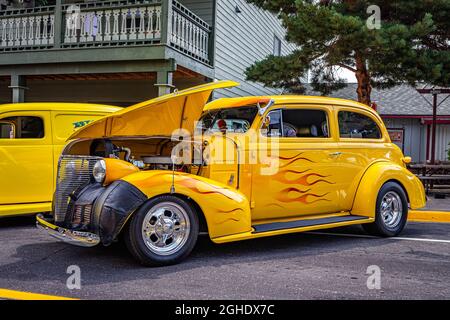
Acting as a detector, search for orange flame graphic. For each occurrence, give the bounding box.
[279,157,316,168]
[178,177,242,202]
[274,153,316,168]
[276,187,331,204]
[214,208,244,224]
[278,153,308,161]
[218,208,245,214]
[273,169,334,186]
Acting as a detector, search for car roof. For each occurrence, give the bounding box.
[204,95,375,113]
[0,102,121,113]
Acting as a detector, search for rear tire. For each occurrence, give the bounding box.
[124,195,199,267]
[362,181,408,237]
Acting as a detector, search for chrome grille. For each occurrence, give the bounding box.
[54,155,101,223]
[72,204,93,225]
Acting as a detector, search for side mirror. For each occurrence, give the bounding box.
[0,121,16,139]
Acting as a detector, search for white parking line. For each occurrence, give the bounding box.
[307,232,450,244]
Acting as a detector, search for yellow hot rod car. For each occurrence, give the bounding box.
[37,81,426,266]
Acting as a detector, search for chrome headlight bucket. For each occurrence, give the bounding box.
[92,159,106,183]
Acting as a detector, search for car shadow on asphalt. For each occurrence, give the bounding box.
[0,215,36,229]
[0,216,396,287]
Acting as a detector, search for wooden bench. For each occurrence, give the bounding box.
[417,175,450,180]
[417,175,450,193]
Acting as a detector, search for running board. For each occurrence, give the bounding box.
[252,215,369,234]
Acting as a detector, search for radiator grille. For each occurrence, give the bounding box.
[53,155,101,223]
[72,204,93,225]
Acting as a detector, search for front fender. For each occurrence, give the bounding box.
[94,180,148,245]
[351,161,426,218]
[121,171,252,239]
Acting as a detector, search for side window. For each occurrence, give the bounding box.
[261,109,282,137]
[338,111,381,139]
[281,109,329,138]
[1,116,44,139]
[0,122,15,139]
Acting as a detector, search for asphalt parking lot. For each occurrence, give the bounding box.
[0,216,449,300]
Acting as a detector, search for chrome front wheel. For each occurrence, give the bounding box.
[125,195,199,267]
[141,202,190,256]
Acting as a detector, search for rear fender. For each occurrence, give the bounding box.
[351,161,426,218]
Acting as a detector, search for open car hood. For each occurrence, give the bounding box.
[68,80,239,140]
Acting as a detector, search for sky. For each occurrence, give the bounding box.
[339,68,357,83]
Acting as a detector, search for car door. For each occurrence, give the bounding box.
[333,107,386,211]
[250,105,342,222]
[0,111,54,205]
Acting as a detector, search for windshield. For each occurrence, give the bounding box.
[197,106,258,134]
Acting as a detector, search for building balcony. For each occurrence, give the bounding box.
[0,0,214,73]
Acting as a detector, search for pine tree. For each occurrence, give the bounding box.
[245,0,450,105]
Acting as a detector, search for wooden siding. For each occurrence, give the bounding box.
[433,125,450,161]
[213,0,295,98]
[382,117,427,162]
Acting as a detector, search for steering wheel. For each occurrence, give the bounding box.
[283,123,297,137]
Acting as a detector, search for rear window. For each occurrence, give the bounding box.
[338,111,381,139]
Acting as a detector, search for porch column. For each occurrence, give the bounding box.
[54,0,62,48]
[155,71,174,96]
[9,75,27,103]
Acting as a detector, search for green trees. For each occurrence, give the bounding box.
[245,0,450,105]
[447,142,450,161]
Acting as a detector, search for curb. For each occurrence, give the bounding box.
[408,210,450,223]
[0,288,76,300]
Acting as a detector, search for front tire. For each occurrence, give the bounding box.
[362,182,408,237]
[124,195,199,266]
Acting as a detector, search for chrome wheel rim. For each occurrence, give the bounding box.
[380,191,403,228]
[141,202,190,256]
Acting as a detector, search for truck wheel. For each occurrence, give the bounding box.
[124,195,199,266]
[362,182,408,237]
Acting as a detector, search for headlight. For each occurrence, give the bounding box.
[93,160,106,183]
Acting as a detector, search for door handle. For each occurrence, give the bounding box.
[329,152,342,157]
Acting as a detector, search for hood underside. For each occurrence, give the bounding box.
[68,80,239,140]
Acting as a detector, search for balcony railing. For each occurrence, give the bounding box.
[0,6,55,49]
[0,0,212,65]
[170,0,210,63]
[61,1,162,46]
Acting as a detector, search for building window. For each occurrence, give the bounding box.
[273,35,282,56]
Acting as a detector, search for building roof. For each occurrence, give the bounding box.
[307,84,450,116]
